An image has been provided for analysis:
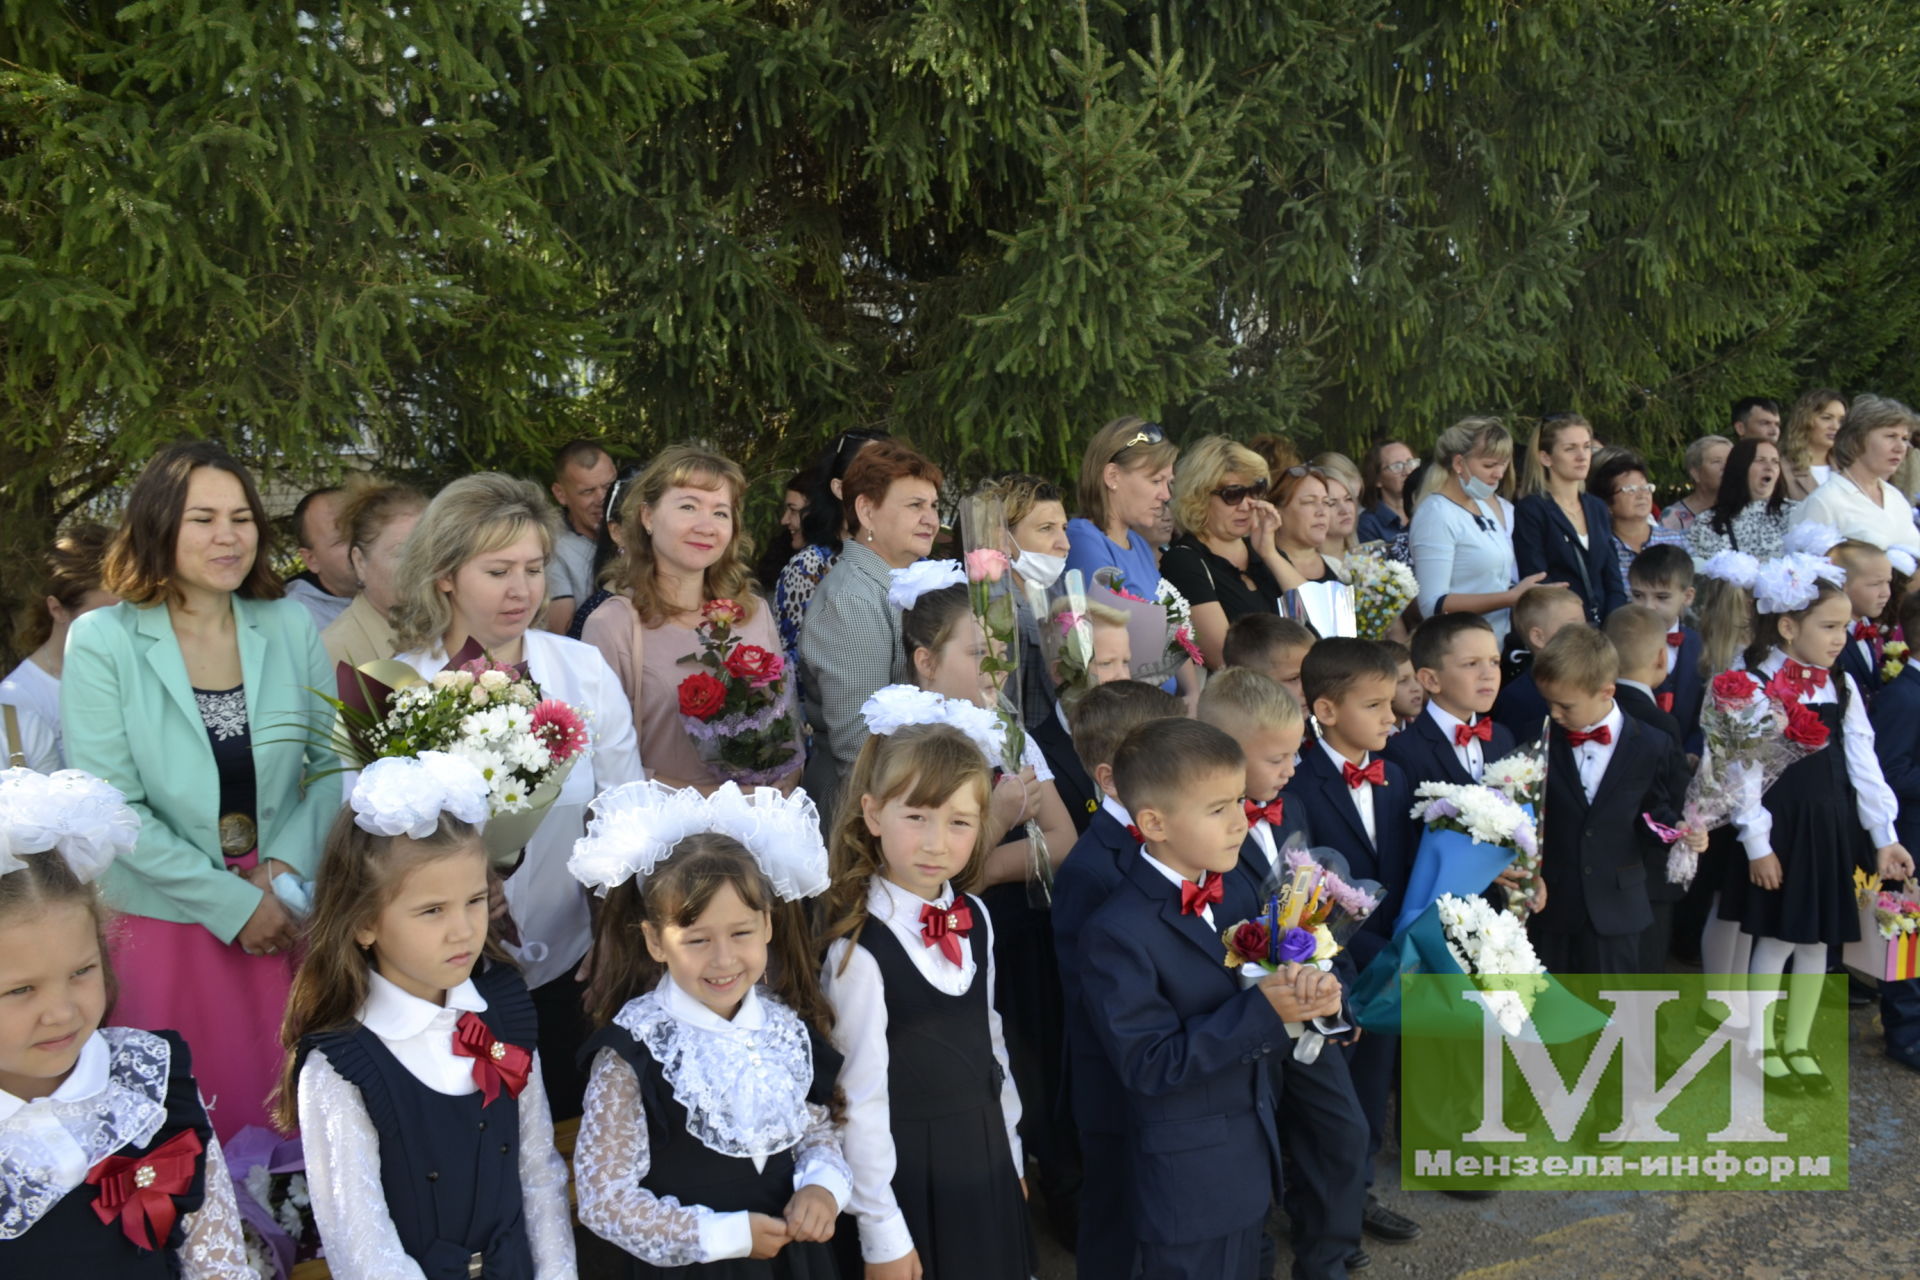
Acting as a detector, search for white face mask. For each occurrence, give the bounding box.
[1012,548,1068,590]
[1460,472,1499,502]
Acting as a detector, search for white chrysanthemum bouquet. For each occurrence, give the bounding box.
[1433,893,1550,1036]
[1345,543,1419,639]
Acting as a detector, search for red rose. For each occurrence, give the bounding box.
[722,643,783,689]
[702,598,744,626]
[1225,920,1271,966]
[1783,701,1830,749]
[1710,670,1758,711]
[678,672,728,721]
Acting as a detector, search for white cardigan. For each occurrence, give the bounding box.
[395,629,644,988]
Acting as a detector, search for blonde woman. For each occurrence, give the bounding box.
[580,443,799,793]
[1311,450,1364,567]
[1781,387,1847,500]
[1158,435,1310,669]
[1409,417,1538,641]
[389,472,643,1117]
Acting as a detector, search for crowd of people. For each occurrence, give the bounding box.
[3,392,1920,1280]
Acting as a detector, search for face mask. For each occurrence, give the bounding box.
[1012,548,1068,590]
[1460,472,1499,502]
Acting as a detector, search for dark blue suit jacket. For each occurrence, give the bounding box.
[1494,667,1551,746]
[1079,849,1288,1245]
[1655,624,1706,755]
[1871,663,1920,850]
[1384,708,1517,789]
[1030,704,1097,836]
[1512,492,1630,625]
[1281,747,1418,966]
[1537,715,1686,936]
[1837,632,1884,709]
[1224,800,1316,919]
[1052,808,1137,1134]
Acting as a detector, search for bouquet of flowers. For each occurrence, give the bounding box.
[1345,542,1419,639]
[1861,871,1920,939]
[1431,893,1551,1037]
[1847,869,1920,981]
[1882,639,1910,683]
[1482,748,1545,811]
[676,598,800,787]
[224,1126,318,1280]
[1675,667,1822,885]
[324,640,589,865]
[1401,781,1541,927]
[1102,568,1203,679]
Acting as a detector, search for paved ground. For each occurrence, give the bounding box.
[578,1002,1917,1280]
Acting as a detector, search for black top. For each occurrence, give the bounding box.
[1,1031,211,1278]
[193,685,256,860]
[297,964,539,1280]
[1158,533,1284,624]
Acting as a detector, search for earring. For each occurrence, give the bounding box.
[866,529,875,542]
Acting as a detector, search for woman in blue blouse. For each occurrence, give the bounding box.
[1511,413,1629,625]
[1409,417,1543,643]
[1357,438,1418,544]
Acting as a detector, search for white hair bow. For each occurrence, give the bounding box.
[0,768,140,884]
[349,752,492,839]
[569,780,829,902]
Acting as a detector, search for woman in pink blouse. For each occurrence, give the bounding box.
[581,444,801,792]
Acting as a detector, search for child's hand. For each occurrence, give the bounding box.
[748,1213,791,1259]
[781,1185,836,1242]
[1749,852,1783,890]
[1528,874,1548,915]
[990,767,1042,833]
[1683,826,1710,853]
[1491,864,1528,893]
[1877,843,1915,881]
[867,1250,923,1280]
[1259,964,1334,1022]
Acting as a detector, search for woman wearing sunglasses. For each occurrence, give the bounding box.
[1158,435,1313,669]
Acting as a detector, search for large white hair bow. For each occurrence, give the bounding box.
[1751,552,1846,616]
[859,684,1004,763]
[349,752,492,839]
[569,780,829,901]
[887,560,967,611]
[0,768,140,884]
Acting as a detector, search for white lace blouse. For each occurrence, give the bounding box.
[296,974,575,1280]
[574,979,851,1266]
[0,1028,252,1277]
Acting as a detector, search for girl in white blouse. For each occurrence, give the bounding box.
[282,756,574,1280]
[568,780,850,1277]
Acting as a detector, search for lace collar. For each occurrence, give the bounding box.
[617,980,812,1162]
[0,1027,170,1239]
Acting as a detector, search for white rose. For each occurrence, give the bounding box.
[477,668,510,691]
[431,670,462,690]
[468,686,490,706]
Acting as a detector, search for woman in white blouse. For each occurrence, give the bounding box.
[1408,417,1545,643]
[388,473,644,1117]
[1790,394,1920,558]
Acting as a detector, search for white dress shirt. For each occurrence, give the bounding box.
[1423,701,1489,781]
[574,980,851,1267]
[1664,626,1683,677]
[1246,812,1281,880]
[298,974,575,1280]
[1564,702,1625,803]
[1138,847,1220,930]
[395,628,645,987]
[820,876,1022,1264]
[1100,793,1135,833]
[1318,737,1378,844]
[1731,650,1900,861]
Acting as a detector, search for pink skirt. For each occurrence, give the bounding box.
[109,898,295,1139]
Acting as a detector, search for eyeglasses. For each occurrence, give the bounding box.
[1109,422,1166,462]
[1211,480,1270,505]
[1614,483,1657,496]
[1380,459,1418,474]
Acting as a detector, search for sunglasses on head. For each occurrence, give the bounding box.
[1211,480,1270,505]
[1109,422,1167,462]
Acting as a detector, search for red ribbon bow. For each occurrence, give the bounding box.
[1566,724,1613,747]
[1667,631,1685,647]
[452,1012,532,1106]
[1655,692,1675,713]
[87,1128,203,1252]
[1179,873,1224,916]
[1341,758,1386,789]
[918,899,975,966]
[1244,797,1286,827]
[1127,824,1145,844]
[1453,718,1494,746]
[1778,662,1830,697]
[1855,622,1881,643]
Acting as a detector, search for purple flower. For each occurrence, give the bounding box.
[1278,927,1318,964]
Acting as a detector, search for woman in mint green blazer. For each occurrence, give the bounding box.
[62,442,340,1137]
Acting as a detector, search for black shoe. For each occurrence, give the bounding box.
[1361,1196,1422,1242]
[1347,1246,1373,1271]
[1442,1187,1498,1200]
[1848,976,1875,1008]
[1761,1048,1804,1096]
[1784,1049,1834,1096]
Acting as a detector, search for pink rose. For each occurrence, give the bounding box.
[964,548,1009,584]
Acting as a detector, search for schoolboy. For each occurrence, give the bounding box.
[1601,604,1690,971]
[1049,681,1184,1277]
[1198,669,1370,1278]
[1224,612,1316,708]
[1032,599,1138,831]
[1869,590,1920,1073]
[1382,639,1424,729]
[1387,613,1516,787]
[1527,626,1704,975]
[1080,719,1343,1280]
[1628,544,1706,755]
[1280,638,1424,1245]
[1493,584,1587,745]
[1831,540,1894,702]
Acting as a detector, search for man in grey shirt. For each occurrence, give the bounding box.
[284,486,354,633]
[544,439,617,635]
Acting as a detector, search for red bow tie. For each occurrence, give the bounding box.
[1245,797,1286,827]
[1454,718,1493,746]
[1127,824,1144,844]
[1180,873,1224,916]
[1855,622,1880,642]
[87,1128,203,1252]
[452,1012,532,1106]
[1667,631,1685,647]
[1342,758,1386,789]
[1566,724,1612,747]
[1778,662,1830,696]
[919,899,975,967]
[1656,692,1675,713]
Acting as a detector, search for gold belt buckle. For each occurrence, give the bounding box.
[467,1253,483,1278]
[219,813,257,859]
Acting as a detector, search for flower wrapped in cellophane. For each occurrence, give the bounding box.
[1673,667,1822,886]
[1345,542,1419,639]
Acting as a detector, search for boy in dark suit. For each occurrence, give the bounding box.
[1281,638,1424,1245]
[1832,540,1894,704]
[1199,669,1370,1278]
[1029,600,1139,832]
[1527,626,1705,975]
[1628,544,1706,757]
[1080,719,1343,1280]
[1387,613,1516,787]
[1225,612,1317,710]
[1604,604,1690,971]
[1493,585,1586,745]
[1048,681,1183,1276]
[1870,590,1920,1072]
